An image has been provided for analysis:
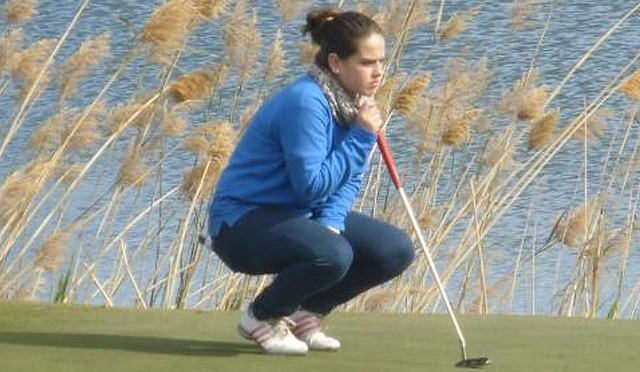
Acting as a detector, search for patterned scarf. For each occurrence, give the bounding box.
[308,64,359,126]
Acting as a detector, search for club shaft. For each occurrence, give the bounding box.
[377,135,468,360]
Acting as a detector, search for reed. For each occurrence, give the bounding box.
[1,0,639,320]
[3,0,37,24]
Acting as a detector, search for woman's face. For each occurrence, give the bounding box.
[329,33,385,98]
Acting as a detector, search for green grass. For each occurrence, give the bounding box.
[0,301,638,372]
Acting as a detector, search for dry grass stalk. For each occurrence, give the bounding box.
[8,39,56,103]
[4,0,37,23]
[298,41,319,66]
[528,108,558,150]
[181,121,235,200]
[192,0,230,21]
[265,29,286,84]
[29,108,78,151]
[511,0,542,29]
[275,0,306,23]
[118,144,148,187]
[619,70,640,101]
[393,72,431,115]
[0,28,22,73]
[34,230,70,272]
[572,107,614,144]
[58,32,111,102]
[141,0,195,66]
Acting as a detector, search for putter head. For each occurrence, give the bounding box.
[455,357,491,369]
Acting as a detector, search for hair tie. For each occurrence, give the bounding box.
[326,16,334,22]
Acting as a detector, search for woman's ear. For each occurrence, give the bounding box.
[327,52,340,75]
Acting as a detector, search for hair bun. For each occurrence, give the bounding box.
[303,8,340,45]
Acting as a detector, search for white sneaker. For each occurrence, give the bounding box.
[237,306,308,355]
[290,310,341,351]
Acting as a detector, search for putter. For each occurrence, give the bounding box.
[377,133,491,369]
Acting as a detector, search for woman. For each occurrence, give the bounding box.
[208,8,415,355]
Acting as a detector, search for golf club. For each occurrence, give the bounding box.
[376,133,491,369]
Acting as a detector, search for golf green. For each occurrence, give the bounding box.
[0,301,637,371]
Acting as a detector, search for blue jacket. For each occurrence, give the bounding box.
[208,74,377,237]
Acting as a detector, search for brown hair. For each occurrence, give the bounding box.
[302,8,383,70]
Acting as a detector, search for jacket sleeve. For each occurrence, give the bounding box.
[311,170,366,231]
[279,96,376,205]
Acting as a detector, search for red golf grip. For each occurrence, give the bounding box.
[377,133,402,189]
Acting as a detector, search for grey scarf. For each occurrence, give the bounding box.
[309,64,359,126]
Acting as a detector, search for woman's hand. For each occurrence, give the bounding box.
[355,98,383,134]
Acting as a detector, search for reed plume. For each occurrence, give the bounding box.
[169,70,216,102]
[58,32,111,103]
[393,72,431,116]
[181,121,235,200]
[223,8,261,85]
[518,86,549,121]
[298,41,319,65]
[555,197,602,248]
[118,144,148,187]
[419,209,439,230]
[0,159,53,228]
[141,0,195,66]
[375,76,397,117]
[619,70,640,101]
[501,72,548,121]
[161,110,188,137]
[61,102,106,151]
[511,0,542,29]
[528,108,558,150]
[265,30,286,84]
[483,132,515,168]
[241,100,261,128]
[378,0,430,39]
[8,39,56,103]
[29,108,78,152]
[33,230,70,273]
[275,0,306,23]
[0,28,22,74]
[4,0,37,24]
[107,98,155,134]
[573,107,614,145]
[192,0,230,22]
[439,7,481,41]
[442,117,470,146]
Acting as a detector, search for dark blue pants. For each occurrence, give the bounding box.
[212,207,415,320]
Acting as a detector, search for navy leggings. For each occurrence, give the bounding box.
[212,207,415,320]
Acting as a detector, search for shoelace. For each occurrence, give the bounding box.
[272,317,296,338]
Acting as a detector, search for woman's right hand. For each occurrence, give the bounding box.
[356,99,383,134]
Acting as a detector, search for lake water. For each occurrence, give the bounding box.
[1,0,639,318]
